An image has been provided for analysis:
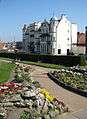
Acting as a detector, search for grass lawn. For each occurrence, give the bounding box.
[0,57,65,69]
[0,57,12,61]
[22,61,66,69]
[0,60,15,83]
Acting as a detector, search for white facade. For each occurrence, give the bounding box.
[50,16,72,55]
[71,23,77,44]
[22,15,77,55]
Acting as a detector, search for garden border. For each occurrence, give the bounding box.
[48,72,87,97]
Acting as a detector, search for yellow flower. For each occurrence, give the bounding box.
[40,88,55,102]
[46,95,55,102]
[31,80,35,83]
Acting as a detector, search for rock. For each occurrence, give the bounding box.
[0,112,6,119]
[9,94,22,102]
[0,63,67,118]
[36,94,45,107]
[42,114,50,119]
[39,98,44,107]
[61,69,65,72]
[20,101,26,108]
[34,88,40,95]
[0,102,14,107]
[40,99,48,113]
[22,87,29,91]
[14,102,20,107]
[17,89,23,94]
[27,85,33,89]
[0,94,5,103]
[25,99,33,108]
[48,102,54,110]
[37,117,42,119]
[0,107,7,117]
[39,93,45,100]
[14,101,26,108]
[21,90,36,100]
[35,93,46,108]
[43,100,49,112]
[48,110,59,119]
[32,100,39,108]
[1,98,9,103]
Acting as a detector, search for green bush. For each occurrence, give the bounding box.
[0,52,86,66]
[20,111,29,119]
[79,55,86,66]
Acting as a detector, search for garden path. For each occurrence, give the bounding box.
[30,65,87,119]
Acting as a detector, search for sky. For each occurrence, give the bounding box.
[0,0,87,42]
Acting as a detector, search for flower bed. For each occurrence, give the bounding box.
[48,68,87,97]
[0,62,68,119]
[0,82,22,94]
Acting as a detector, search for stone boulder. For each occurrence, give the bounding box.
[21,90,36,100]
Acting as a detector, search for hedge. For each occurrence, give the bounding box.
[0,52,86,66]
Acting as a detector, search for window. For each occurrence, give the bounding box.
[65,20,67,23]
[45,28,48,33]
[42,45,44,52]
[53,37,55,41]
[49,45,52,53]
[41,45,42,51]
[25,33,29,35]
[67,30,69,33]
[44,45,46,53]
[51,35,52,41]
[53,48,55,54]
[30,30,34,32]
[30,34,34,37]
[58,49,61,54]
[67,49,69,55]
[67,38,69,40]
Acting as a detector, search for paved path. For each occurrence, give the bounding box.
[30,65,87,119]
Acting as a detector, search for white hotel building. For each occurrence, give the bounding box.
[22,15,77,55]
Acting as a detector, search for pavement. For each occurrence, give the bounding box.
[30,65,87,119]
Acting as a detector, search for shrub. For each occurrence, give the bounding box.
[20,111,29,119]
[79,55,86,66]
[0,52,86,66]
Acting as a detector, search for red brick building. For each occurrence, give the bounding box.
[77,32,85,46]
[0,41,5,49]
[72,32,86,55]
